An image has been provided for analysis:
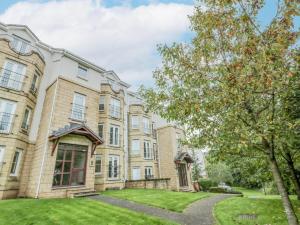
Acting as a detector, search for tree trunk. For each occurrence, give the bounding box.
[268,154,299,225]
[286,152,300,200]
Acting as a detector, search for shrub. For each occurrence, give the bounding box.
[209,187,243,195]
[199,178,217,191]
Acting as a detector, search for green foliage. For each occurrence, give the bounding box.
[199,178,217,191]
[209,187,242,195]
[207,162,234,185]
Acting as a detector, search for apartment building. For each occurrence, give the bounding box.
[0,22,193,199]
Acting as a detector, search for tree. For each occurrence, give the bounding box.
[207,162,233,185]
[140,1,299,224]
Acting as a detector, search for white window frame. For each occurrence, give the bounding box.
[99,95,105,111]
[145,166,153,179]
[21,107,31,130]
[143,117,151,134]
[144,140,152,160]
[131,139,140,155]
[95,155,102,175]
[0,98,17,133]
[109,124,120,146]
[10,149,22,176]
[108,155,119,179]
[132,167,141,180]
[0,146,5,163]
[110,98,121,119]
[11,35,30,54]
[131,115,139,129]
[1,59,26,91]
[71,93,86,121]
[78,65,88,80]
[30,72,39,94]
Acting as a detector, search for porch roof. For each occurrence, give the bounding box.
[174,152,194,164]
[49,123,103,156]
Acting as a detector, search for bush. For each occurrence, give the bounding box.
[209,187,243,195]
[199,178,217,191]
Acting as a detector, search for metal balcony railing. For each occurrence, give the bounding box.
[109,104,121,119]
[0,68,25,91]
[70,103,86,121]
[0,112,15,134]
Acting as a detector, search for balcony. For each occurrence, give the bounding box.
[0,68,25,91]
[70,103,86,121]
[109,104,121,119]
[0,112,15,134]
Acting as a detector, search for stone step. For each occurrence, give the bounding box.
[74,191,98,198]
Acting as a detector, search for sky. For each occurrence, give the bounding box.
[0,0,299,90]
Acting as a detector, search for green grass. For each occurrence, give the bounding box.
[0,198,177,225]
[214,187,300,225]
[102,188,212,212]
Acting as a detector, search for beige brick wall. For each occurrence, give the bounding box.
[0,38,45,199]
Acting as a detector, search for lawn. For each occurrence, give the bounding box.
[102,188,212,212]
[0,198,177,225]
[214,187,300,225]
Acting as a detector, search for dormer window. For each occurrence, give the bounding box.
[78,65,87,80]
[11,35,30,54]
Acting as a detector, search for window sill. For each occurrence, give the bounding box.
[95,173,102,177]
[131,154,140,157]
[77,75,88,81]
[108,145,121,148]
[107,178,121,181]
[69,117,86,123]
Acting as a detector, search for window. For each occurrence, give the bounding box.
[53,143,87,187]
[71,93,86,121]
[109,125,120,146]
[153,143,158,160]
[108,155,119,179]
[145,167,153,179]
[10,149,22,176]
[143,117,150,134]
[30,73,39,94]
[132,167,140,180]
[99,96,105,111]
[0,146,5,163]
[144,140,152,159]
[0,60,26,91]
[98,123,104,138]
[176,133,181,150]
[11,35,29,54]
[95,155,102,175]
[110,98,121,118]
[131,115,139,129]
[78,65,88,79]
[21,107,31,130]
[0,99,16,133]
[131,139,140,155]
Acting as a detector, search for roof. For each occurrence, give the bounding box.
[174,152,194,164]
[49,123,103,144]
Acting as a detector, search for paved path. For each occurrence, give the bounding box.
[89,194,235,225]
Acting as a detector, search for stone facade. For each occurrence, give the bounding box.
[0,22,194,199]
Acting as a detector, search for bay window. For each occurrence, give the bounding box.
[99,96,105,111]
[110,98,121,119]
[11,35,30,54]
[98,123,104,138]
[131,139,140,155]
[144,140,152,159]
[21,107,31,130]
[71,93,86,121]
[10,149,22,176]
[143,117,150,134]
[108,155,119,179]
[145,166,153,179]
[131,115,139,129]
[109,125,120,146]
[0,99,16,133]
[0,59,26,91]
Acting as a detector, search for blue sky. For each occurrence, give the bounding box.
[0,0,298,90]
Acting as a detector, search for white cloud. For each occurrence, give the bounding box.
[0,0,193,90]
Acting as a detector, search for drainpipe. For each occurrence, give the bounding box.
[35,78,59,198]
